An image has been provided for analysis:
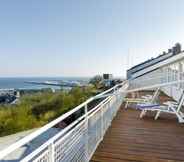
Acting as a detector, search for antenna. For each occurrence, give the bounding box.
[127,49,130,69]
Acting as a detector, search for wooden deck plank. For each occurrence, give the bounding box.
[91,94,184,162]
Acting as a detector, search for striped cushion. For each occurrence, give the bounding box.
[137,104,160,109]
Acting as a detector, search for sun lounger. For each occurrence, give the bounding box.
[124,87,160,108]
[138,90,184,123]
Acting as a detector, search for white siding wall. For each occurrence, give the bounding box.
[129,58,184,102]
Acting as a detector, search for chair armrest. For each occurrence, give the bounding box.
[124,98,146,102]
[141,95,152,99]
[163,101,178,106]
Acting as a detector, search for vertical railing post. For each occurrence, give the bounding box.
[109,98,112,125]
[48,142,55,162]
[84,104,89,161]
[179,63,182,88]
[113,88,118,116]
[100,103,104,141]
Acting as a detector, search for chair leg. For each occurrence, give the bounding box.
[155,111,161,120]
[140,110,146,118]
[178,118,184,123]
[180,112,184,118]
[125,102,129,109]
[171,108,184,123]
[176,112,184,123]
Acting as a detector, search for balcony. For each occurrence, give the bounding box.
[92,91,184,162]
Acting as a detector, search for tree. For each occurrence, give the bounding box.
[89,75,103,89]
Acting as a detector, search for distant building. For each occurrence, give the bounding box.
[0,89,19,104]
[103,74,113,80]
[102,74,116,88]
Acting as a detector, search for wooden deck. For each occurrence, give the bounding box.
[91,95,184,162]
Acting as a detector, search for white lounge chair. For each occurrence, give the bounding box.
[138,90,184,123]
[124,87,160,109]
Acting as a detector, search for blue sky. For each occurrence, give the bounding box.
[1,0,184,77]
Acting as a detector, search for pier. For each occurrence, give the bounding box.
[25,81,85,87]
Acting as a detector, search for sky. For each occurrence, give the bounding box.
[1,0,184,77]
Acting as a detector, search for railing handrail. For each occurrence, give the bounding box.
[128,79,184,93]
[0,81,127,159]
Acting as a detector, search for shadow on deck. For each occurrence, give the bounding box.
[91,92,184,162]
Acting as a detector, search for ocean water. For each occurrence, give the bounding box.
[0,77,89,90]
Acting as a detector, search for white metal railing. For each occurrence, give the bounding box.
[129,56,184,90]
[129,71,184,90]
[0,81,129,162]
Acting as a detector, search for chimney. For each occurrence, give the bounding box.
[168,48,172,53]
[174,43,181,54]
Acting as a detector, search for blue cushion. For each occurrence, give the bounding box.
[137,104,160,109]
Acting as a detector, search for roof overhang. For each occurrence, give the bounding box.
[131,52,184,79]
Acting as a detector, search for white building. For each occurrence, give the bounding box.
[127,43,184,101]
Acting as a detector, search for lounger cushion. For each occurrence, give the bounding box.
[137,104,160,109]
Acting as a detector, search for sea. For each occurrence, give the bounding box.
[0,77,90,90]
